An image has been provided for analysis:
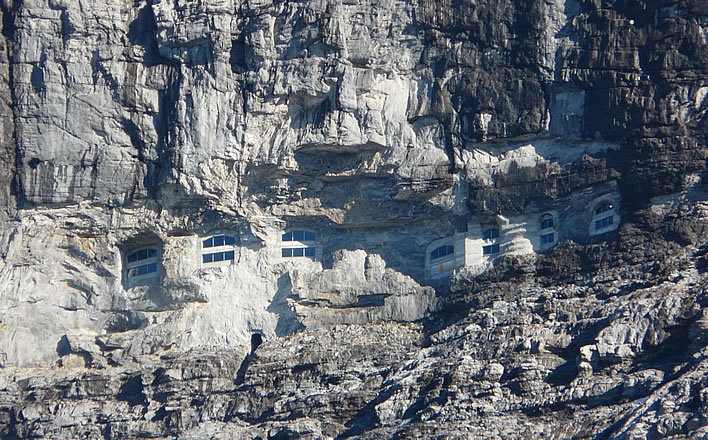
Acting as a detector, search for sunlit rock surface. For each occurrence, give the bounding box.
[0,0,706,437]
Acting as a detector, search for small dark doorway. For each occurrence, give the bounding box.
[251,333,263,353]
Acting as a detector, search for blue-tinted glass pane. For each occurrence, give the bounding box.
[446,245,454,256]
[203,238,213,248]
[213,252,224,262]
[214,236,224,247]
[225,250,234,260]
[293,248,304,257]
[225,236,235,245]
[203,254,212,263]
[304,247,315,257]
[127,252,137,263]
[304,231,315,241]
[282,232,292,241]
[137,265,146,276]
[146,263,157,274]
[282,248,292,257]
[431,249,439,260]
[607,216,613,225]
[147,249,157,258]
[483,228,499,239]
[542,218,553,229]
[484,244,500,255]
[293,231,304,241]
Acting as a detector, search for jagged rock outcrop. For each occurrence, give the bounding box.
[0,0,705,437]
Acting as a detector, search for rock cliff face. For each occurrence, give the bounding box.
[0,0,706,438]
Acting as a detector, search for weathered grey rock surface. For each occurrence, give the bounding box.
[0,0,706,438]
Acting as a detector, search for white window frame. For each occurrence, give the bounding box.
[481,224,501,259]
[590,199,618,235]
[426,239,456,279]
[201,232,237,267]
[281,229,317,260]
[125,246,160,281]
[539,213,557,249]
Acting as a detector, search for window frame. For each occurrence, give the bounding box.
[482,227,500,240]
[125,246,160,280]
[482,243,500,256]
[201,232,237,267]
[594,202,614,216]
[430,244,454,261]
[281,229,318,260]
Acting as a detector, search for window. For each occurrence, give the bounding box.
[483,228,499,240]
[281,247,316,258]
[127,262,157,278]
[126,248,157,264]
[595,202,614,215]
[430,245,454,261]
[282,231,315,242]
[281,230,317,259]
[595,216,614,230]
[202,233,236,266]
[541,232,555,245]
[203,235,235,248]
[125,247,159,280]
[203,250,235,264]
[541,215,553,230]
[482,243,500,255]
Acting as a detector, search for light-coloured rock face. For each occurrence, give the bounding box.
[3,0,606,368]
[0,0,707,437]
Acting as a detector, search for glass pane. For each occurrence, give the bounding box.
[431,249,439,260]
[225,250,235,260]
[282,248,292,257]
[293,248,304,257]
[282,232,292,241]
[304,247,315,257]
[147,249,157,258]
[304,231,315,241]
[146,263,157,274]
[293,231,304,241]
[483,228,499,239]
[203,238,213,248]
[214,236,224,247]
[225,236,235,245]
[214,252,224,262]
[127,252,137,263]
[203,254,213,263]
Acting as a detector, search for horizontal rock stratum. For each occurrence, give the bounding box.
[0,0,706,438]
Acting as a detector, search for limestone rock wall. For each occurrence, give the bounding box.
[0,0,705,436]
